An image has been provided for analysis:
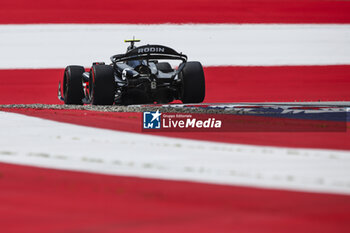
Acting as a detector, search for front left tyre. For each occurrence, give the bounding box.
[63,65,85,105]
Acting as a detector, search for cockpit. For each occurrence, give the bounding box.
[126,60,146,68]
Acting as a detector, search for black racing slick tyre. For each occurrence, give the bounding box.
[63,65,84,105]
[90,65,115,105]
[179,61,205,103]
[156,62,173,73]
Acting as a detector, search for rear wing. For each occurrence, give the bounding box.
[111,44,187,63]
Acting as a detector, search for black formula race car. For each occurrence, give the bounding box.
[58,39,205,105]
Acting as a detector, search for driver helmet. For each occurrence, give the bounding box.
[127,60,145,68]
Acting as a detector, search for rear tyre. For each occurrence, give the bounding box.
[156,62,173,73]
[179,61,205,103]
[90,65,115,105]
[63,65,84,105]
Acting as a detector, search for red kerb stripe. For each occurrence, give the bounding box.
[1,162,349,233]
[0,0,350,24]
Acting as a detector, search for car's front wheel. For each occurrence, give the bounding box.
[90,65,115,105]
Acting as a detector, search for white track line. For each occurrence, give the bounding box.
[0,24,349,68]
[1,111,350,195]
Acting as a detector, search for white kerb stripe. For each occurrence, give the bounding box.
[0,24,349,68]
[0,111,350,195]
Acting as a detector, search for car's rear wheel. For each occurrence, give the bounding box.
[90,65,115,105]
[156,62,173,73]
[179,61,205,103]
[63,65,84,105]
